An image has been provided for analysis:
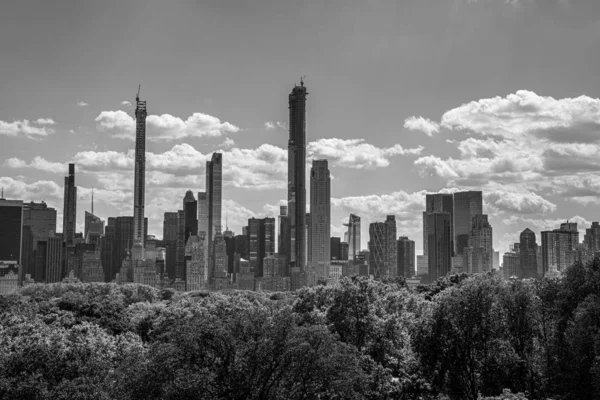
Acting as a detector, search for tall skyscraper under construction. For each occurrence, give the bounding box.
[133,86,147,254]
[63,163,77,245]
[287,79,308,288]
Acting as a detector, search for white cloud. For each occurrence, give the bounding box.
[35,118,55,125]
[95,110,136,139]
[0,119,55,139]
[95,110,240,141]
[219,138,235,148]
[0,177,63,203]
[308,138,423,169]
[77,101,89,107]
[484,189,556,214]
[265,121,287,130]
[120,101,132,107]
[440,90,600,140]
[2,156,65,174]
[403,116,440,136]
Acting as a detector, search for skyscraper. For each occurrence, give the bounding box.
[133,87,147,251]
[309,160,331,285]
[519,228,537,279]
[22,201,57,279]
[463,214,493,274]
[344,214,361,261]
[183,190,198,241]
[330,237,341,260]
[397,236,415,278]
[63,163,77,245]
[206,152,222,277]
[247,217,276,277]
[198,192,208,234]
[424,193,453,257]
[368,216,397,278]
[287,79,308,288]
[46,233,63,283]
[0,198,23,264]
[453,191,483,255]
[278,205,290,275]
[427,212,452,283]
[541,223,579,276]
[584,222,600,256]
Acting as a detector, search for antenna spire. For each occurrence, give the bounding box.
[136,84,141,102]
[91,186,94,216]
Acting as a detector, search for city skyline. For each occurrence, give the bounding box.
[2,1,600,255]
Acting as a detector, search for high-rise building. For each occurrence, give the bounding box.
[247,217,276,277]
[206,153,223,277]
[453,191,483,255]
[340,242,349,260]
[584,222,600,256]
[541,223,579,276]
[0,198,23,265]
[503,244,521,279]
[463,214,493,274]
[198,192,208,234]
[21,201,57,279]
[133,89,147,250]
[278,206,290,274]
[520,228,538,279]
[424,193,454,257]
[46,233,63,283]
[427,212,452,283]
[176,210,186,280]
[84,211,104,245]
[213,232,228,276]
[110,216,148,281]
[397,236,415,278]
[63,163,77,245]
[330,237,341,260]
[344,214,361,261]
[183,190,198,241]
[368,216,397,278]
[309,160,331,285]
[287,79,308,288]
[163,212,178,242]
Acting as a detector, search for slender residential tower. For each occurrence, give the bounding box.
[62,163,77,245]
[206,152,222,280]
[309,159,331,285]
[288,78,308,288]
[133,85,147,252]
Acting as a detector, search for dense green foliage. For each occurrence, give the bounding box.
[1,259,600,399]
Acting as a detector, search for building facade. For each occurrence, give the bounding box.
[133,91,147,250]
[287,80,308,289]
[309,160,331,285]
[453,191,483,255]
[427,212,452,283]
[397,236,415,277]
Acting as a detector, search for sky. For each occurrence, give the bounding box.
[2,0,600,256]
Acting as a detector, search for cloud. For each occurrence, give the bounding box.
[120,101,132,107]
[265,121,287,130]
[95,110,240,141]
[219,138,235,148]
[403,116,440,136]
[2,156,65,174]
[308,138,423,169]
[77,101,89,107]
[440,90,600,140]
[95,110,135,139]
[0,177,63,203]
[35,118,55,125]
[0,119,55,139]
[484,189,556,214]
